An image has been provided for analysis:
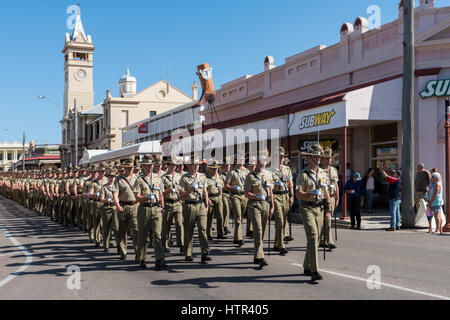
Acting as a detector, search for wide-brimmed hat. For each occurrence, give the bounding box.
[140,155,154,165]
[152,155,163,165]
[322,148,333,159]
[276,147,289,157]
[301,144,324,157]
[120,159,134,168]
[207,159,222,169]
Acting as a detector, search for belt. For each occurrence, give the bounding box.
[103,202,115,207]
[301,201,323,208]
[141,203,162,208]
[232,191,244,196]
[223,191,231,195]
[273,190,289,195]
[249,199,269,204]
[209,193,220,198]
[185,199,204,205]
[120,201,134,206]
[165,199,179,204]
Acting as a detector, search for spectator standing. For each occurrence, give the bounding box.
[415,163,431,212]
[425,173,444,235]
[344,173,365,230]
[363,168,375,213]
[382,170,402,232]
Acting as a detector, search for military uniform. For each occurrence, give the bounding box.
[161,167,184,251]
[206,162,225,239]
[114,163,139,257]
[89,172,108,246]
[82,172,93,234]
[134,164,166,268]
[321,153,338,248]
[220,166,231,235]
[180,168,210,261]
[244,167,273,266]
[296,158,329,276]
[100,176,119,251]
[271,163,293,253]
[225,166,248,245]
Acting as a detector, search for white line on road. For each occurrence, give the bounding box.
[292,263,450,300]
[0,228,33,288]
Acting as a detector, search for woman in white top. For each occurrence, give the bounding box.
[363,168,375,213]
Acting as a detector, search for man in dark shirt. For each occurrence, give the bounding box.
[344,173,365,230]
[382,170,402,231]
[414,163,431,211]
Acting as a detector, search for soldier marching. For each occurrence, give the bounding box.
[0,145,339,281]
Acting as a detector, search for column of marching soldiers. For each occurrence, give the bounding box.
[0,145,338,282]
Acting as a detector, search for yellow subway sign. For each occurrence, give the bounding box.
[299,109,336,130]
[420,79,450,99]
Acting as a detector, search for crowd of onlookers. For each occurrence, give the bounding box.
[342,163,445,234]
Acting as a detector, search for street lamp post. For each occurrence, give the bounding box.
[443,98,450,233]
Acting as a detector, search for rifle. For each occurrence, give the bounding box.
[268,205,271,257]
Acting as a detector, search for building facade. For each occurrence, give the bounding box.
[187,0,450,184]
[60,10,195,167]
[0,142,27,172]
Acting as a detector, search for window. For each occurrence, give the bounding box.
[73,52,87,61]
[149,111,156,118]
[0,153,2,161]
[121,111,129,128]
[7,152,12,161]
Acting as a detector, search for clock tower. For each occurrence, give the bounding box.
[62,9,94,117]
[61,8,95,167]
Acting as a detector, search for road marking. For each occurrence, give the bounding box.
[0,228,33,288]
[292,263,450,300]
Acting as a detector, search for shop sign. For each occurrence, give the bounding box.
[289,102,347,136]
[299,139,339,152]
[299,110,336,130]
[420,79,450,99]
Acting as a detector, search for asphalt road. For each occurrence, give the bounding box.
[0,195,449,300]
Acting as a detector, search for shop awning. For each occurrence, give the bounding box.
[87,141,161,164]
[289,77,403,136]
[78,150,109,165]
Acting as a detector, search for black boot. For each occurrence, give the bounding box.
[311,272,323,282]
[139,261,147,269]
[155,259,167,271]
[201,254,212,264]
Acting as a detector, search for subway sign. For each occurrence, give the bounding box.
[298,109,336,130]
[420,79,450,99]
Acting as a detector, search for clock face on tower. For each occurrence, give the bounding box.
[74,69,87,81]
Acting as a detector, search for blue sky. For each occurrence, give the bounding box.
[1,0,449,145]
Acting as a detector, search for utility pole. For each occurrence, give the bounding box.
[22,131,26,172]
[74,99,78,167]
[443,98,450,233]
[401,0,416,228]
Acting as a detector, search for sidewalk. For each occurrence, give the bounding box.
[289,207,429,231]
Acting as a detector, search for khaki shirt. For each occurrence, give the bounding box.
[75,175,89,193]
[134,174,163,203]
[225,167,247,192]
[89,177,108,199]
[322,166,339,198]
[60,178,67,195]
[180,172,207,201]
[114,175,138,202]
[206,174,224,197]
[100,184,116,203]
[271,165,293,193]
[244,170,273,201]
[162,171,182,201]
[295,167,328,202]
[82,178,92,197]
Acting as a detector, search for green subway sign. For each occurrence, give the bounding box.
[420,79,450,99]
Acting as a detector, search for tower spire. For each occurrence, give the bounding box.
[71,6,86,41]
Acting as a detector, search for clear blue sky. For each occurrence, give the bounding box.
[1,0,449,145]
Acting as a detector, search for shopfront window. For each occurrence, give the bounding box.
[370,123,398,171]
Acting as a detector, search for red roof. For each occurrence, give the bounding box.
[25,155,60,161]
